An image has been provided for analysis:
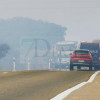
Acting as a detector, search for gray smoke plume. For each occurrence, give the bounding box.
[0,44,10,59]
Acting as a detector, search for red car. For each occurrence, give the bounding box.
[70,49,92,71]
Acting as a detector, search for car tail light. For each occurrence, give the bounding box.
[71,52,76,58]
[88,54,92,59]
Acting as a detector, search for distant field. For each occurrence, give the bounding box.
[0,70,94,100]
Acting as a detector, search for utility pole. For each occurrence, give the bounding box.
[49,59,51,70]
[28,58,30,71]
[13,57,16,72]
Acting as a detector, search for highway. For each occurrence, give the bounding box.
[0,71,93,100]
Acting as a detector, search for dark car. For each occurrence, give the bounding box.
[70,49,92,71]
[80,42,100,70]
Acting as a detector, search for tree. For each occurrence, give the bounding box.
[0,44,10,59]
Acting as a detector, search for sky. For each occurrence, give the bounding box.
[0,0,100,42]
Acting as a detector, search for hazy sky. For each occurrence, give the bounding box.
[0,0,100,42]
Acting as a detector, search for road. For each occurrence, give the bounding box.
[64,72,100,100]
[0,71,93,100]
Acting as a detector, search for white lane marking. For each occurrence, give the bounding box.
[50,71,100,100]
[3,72,8,74]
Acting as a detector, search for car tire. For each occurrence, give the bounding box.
[70,64,73,71]
[89,65,92,71]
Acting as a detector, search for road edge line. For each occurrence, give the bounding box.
[50,71,100,100]
[3,72,8,74]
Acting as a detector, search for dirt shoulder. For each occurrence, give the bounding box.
[64,72,100,100]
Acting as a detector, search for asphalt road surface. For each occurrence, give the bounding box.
[0,71,94,100]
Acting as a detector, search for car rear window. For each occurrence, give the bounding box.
[75,51,89,55]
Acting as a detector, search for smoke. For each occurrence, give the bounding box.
[0,44,10,59]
